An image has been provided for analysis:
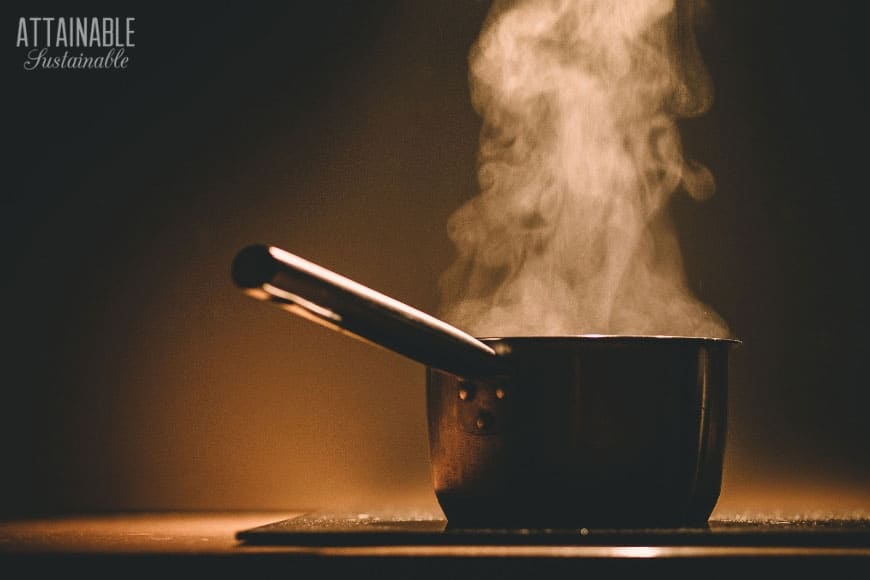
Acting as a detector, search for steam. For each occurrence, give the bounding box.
[439,0,729,337]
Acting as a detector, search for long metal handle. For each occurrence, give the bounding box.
[231,244,506,377]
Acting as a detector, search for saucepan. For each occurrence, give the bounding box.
[231,243,739,528]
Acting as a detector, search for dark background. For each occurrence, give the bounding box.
[3,1,868,517]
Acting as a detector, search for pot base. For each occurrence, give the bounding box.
[435,492,715,529]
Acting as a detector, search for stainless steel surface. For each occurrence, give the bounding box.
[231,244,504,377]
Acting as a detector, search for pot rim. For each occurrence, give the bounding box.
[477,334,741,346]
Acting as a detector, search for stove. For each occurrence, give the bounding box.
[237,511,870,551]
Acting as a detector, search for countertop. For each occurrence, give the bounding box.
[1,511,868,576]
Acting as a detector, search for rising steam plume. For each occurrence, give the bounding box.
[439,0,729,337]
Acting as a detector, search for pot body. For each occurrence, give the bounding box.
[426,336,734,528]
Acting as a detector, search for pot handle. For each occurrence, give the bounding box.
[231,244,506,377]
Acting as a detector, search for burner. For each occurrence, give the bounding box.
[236,512,870,548]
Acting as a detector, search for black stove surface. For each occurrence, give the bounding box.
[236,511,870,548]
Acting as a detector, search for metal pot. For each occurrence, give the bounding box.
[232,244,739,528]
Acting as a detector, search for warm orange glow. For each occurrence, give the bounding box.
[714,476,870,521]
[12,3,862,527]
[607,546,666,558]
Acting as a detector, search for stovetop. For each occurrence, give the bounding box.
[237,511,870,548]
